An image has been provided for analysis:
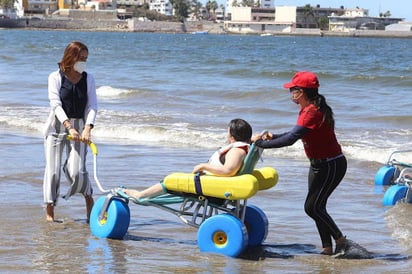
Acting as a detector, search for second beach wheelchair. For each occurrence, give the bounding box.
[374,150,412,206]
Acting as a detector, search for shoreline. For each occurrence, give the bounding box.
[1,18,412,38]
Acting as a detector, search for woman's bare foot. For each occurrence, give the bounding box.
[123,189,141,199]
[46,203,54,222]
[85,195,94,223]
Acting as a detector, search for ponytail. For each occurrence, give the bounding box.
[303,88,335,129]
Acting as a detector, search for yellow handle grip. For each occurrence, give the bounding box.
[66,135,98,155]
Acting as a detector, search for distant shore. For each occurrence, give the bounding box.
[1,17,412,38]
[289,28,412,38]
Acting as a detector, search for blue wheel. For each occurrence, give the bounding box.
[244,205,268,246]
[383,185,408,206]
[197,213,248,257]
[90,196,130,239]
[374,165,396,185]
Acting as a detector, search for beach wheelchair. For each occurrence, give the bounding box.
[374,150,412,206]
[88,142,278,257]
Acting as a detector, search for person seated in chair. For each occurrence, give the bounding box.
[121,118,252,200]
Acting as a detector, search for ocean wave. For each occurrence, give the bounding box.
[97,86,140,98]
[348,74,412,88]
[366,115,412,126]
[0,104,410,165]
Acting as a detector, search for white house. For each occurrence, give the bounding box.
[225,6,294,34]
[149,0,173,16]
[343,8,369,17]
[329,7,403,32]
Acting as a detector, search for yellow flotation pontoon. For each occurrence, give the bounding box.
[163,166,278,200]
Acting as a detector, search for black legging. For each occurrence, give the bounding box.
[304,155,347,248]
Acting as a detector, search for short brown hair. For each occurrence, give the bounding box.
[59,41,88,72]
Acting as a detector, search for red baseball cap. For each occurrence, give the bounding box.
[283,71,320,89]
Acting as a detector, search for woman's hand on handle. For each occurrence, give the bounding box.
[251,130,272,143]
[81,128,92,144]
[67,133,91,145]
[68,128,81,141]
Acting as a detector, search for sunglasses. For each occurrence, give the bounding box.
[289,87,302,93]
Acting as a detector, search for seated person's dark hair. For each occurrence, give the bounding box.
[228,118,252,143]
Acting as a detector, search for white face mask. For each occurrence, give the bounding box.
[291,92,302,104]
[73,61,87,73]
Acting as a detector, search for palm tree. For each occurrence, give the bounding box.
[318,15,328,30]
[302,4,314,28]
[191,0,202,20]
[206,0,211,15]
[170,0,190,22]
[219,3,225,20]
[0,0,16,8]
[205,0,218,18]
[232,0,239,7]
[383,10,391,17]
[241,0,255,7]
[210,0,218,16]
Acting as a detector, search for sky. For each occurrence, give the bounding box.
[216,1,412,21]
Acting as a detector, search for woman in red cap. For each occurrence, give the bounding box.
[252,71,347,257]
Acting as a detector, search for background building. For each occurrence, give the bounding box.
[328,8,403,31]
[149,0,172,16]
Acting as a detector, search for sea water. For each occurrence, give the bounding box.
[0,29,411,272]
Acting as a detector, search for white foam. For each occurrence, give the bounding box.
[96,86,136,98]
[385,204,412,248]
[0,105,410,165]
